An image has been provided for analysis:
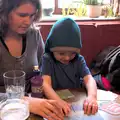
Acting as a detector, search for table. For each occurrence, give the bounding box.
[1,88,120,120]
[27,88,120,120]
[27,88,87,120]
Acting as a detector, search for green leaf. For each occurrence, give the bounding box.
[83,0,103,5]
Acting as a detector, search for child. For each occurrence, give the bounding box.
[42,17,98,116]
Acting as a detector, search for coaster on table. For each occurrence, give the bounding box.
[99,101,120,115]
[56,89,74,100]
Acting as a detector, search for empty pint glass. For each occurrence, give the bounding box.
[3,70,25,99]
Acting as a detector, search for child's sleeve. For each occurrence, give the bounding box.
[78,55,91,78]
[41,54,52,76]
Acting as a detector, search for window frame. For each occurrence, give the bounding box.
[54,0,61,14]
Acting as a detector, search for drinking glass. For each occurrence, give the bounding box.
[3,70,25,99]
[0,99,29,120]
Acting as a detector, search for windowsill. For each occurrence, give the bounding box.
[36,15,120,26]
[41,15,120,21]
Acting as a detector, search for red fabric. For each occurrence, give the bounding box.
[101,76,112,91]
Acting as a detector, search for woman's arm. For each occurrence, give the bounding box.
[23,96,64,120]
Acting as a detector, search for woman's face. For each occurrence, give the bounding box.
[8,3,37,34]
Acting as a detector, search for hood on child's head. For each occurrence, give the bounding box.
[45,17,82,53]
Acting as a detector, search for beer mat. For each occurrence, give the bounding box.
[56,89,74,100]
[99,101,120,115]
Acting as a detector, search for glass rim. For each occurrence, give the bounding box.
[0,98,29,105]
[3,70,25,79]
[0,99,29,111]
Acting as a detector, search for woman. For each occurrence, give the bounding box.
[0,0,63,120]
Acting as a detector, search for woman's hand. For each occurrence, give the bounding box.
[26,97,64,120]
[57,99,71,116]
[83,95,98,115]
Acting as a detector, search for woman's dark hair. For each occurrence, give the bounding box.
[0,0,42,36]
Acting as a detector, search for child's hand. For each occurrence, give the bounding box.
[83,95,98,115]
[58,99,71,116]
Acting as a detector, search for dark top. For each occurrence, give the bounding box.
[0,28,44,92]
[42,53,91,89]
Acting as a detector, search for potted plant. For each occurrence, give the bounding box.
[83,0,103,18]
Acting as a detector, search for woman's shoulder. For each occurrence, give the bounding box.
[26,27,42,44]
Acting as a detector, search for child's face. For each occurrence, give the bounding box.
[53,51,76,64]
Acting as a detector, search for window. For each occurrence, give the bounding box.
[41,0,120,20]
[55,0,111,13]
[58,0,110,8]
